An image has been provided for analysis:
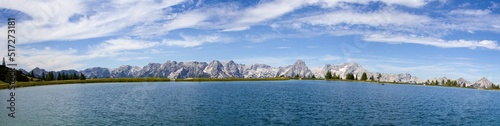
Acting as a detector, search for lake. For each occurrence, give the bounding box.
[1,80,499,125]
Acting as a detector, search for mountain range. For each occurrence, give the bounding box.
[20,60,497,89]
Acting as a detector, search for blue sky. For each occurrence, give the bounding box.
[0,0,499,83]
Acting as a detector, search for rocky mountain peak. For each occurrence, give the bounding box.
[456,77,472,86]
[344,62,361,68]
[472,77,493,88]
[294,60,306,66]
[276,59,313,78]
[250,64,271,70]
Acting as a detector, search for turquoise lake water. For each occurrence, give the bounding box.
[1,80,499,125]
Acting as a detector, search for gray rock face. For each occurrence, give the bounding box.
[111,65,142,78]
[168,61,208,79]
[31,67,47,78]
[472,77,494,89]
[277,60,313,78]
[456,78,471,87]
[222,60,244,78]
[311,62,421,83]
[81,67,111,78]
[379,73,421,83]
[244,64,277,78]
[204,60,227,78]
[139,63,164,77]
[312,62,368,80]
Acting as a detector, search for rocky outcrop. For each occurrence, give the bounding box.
[244,64,277,78]
[81,67,111,78]
[456,78,471,87]
[277,60,313,78]
[471,77,494,89]
[204,60,227,78]
[111,65,142,78]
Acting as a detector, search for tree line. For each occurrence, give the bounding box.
[325,71,379,81]
[30,71,86,81]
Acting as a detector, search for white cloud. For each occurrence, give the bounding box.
[19,47,87,71]
[0,0,434,44]
[449,9,492,15]
[0,0,186,43]
[162,34,228,47]
[230,0,428,30]
[235,0,306,25]
[380,0,427,8]
[296,8,431,27]
[363,34,500,50]
[222,26,250,32]
[89,38,160,57]
[163,11,208,31]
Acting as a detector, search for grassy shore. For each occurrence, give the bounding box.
[0,77,290,89]
[0,78,171,89]
[175,77,289,82]
[0,77,496,91]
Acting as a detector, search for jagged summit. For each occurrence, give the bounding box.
[276,60,313,78]
[456,77,472,87]
[472,77,494,88]
[294,60,306,65]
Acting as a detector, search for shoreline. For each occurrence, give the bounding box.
[0,78,496,91]
[0,77,290,89]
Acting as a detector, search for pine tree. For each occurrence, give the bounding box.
[377,73,382,82]
[72,73,77,80]
[57,72,62,80]
[346,73,355,80]
[30,70,34,77]
[325,71,332,79]
[333,72,337,79]
[294,74,300,79]
[369,75,374,81]
[361,72,368,81]
[311,75,316,79]
[47,72,54,81]
[80,73,86,80]
[41,72,45,80]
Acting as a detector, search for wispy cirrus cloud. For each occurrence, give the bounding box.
[449,9,492,15]
[294,8,431,27]
[162,34,230,47]
[363,34,500,50]
[89,38,160,57]
[0,0,186,43]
